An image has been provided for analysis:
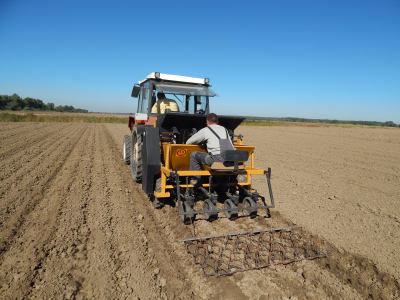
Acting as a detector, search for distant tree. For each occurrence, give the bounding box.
[47,102,55,110]
[6,99,20,110]
[0,94,88,113]
[4,94,22,110]
[24,97,35,110]
[10,93,21,102]
[55,105,87,113]
[0,95,10,109]
[383,121,397,127]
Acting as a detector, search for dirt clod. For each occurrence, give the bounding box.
[159,277,167,287]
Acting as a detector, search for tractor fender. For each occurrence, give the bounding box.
[128,116,135,131]
[133,125,146,139]
[141,126,161,195]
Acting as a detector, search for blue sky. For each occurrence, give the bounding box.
[0,0,399,122]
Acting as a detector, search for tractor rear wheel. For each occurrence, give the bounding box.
[130,133,142,183]
[123,135,132,165]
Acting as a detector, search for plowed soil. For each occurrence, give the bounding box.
[0,122,399,299]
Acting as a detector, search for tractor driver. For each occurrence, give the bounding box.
[186,113,232,172]
[151,92,179,114]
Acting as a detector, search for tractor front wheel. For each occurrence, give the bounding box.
[130,133,143,183]
[123,135,132,165]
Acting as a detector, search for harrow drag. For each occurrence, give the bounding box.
[183,227,326,276]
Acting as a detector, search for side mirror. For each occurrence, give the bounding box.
[131,84,140,98]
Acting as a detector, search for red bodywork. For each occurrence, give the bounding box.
[128,115,157,132]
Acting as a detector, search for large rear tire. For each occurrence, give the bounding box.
[123,135,132,165]
[130,133,142,183]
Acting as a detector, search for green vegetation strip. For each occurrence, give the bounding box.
[0,112,126,124]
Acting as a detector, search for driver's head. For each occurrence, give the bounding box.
[206,113,218,126]
[157,92,166,100]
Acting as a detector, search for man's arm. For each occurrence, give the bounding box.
[186,128,206,144]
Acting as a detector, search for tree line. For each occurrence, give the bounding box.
[0,94,88,113]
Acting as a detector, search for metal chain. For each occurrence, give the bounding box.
[184,228,326,276]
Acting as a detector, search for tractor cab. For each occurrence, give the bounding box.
[129,72,215,128]
[129,72,244,141]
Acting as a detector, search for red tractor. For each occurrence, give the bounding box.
[123,72,274,224]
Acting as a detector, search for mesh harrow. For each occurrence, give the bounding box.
[183,227,326,276]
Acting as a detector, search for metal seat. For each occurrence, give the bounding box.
[203,162,245,172]
[203,150,249,173]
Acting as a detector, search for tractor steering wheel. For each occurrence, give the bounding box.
[197,109,205,115]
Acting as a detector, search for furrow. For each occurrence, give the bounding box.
[0,123,46,141]
[0,125,88,255]
[0,124,75,180]
[24,126,96,299]
[0,124,83,201]
[0,123,70,162]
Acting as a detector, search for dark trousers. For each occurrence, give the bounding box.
[190,152,223,170]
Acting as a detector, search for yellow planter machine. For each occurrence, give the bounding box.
[123,72,275,224]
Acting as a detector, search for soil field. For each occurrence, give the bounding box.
[0,122,399,299]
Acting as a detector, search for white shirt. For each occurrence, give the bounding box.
[186,124,233,155]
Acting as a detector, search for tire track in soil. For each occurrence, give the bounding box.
[0,125,87,256]
[0,125,92,299]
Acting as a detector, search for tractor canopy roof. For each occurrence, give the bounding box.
[132,72,216,98]
[139,72,210,86]
[154,82,216,97]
